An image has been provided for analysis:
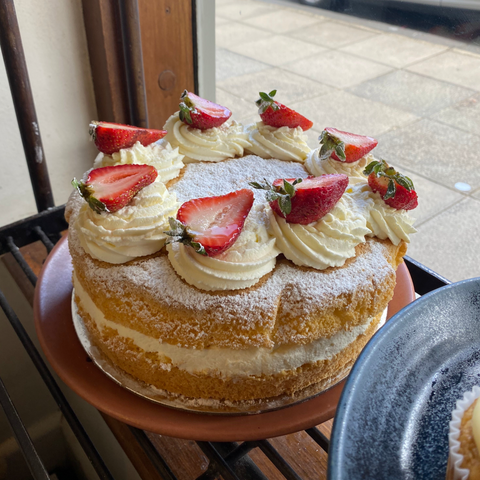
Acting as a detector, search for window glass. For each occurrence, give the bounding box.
[216,0,480,282]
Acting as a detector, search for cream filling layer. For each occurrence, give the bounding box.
[93,141,184,183]
[75,179,179,264]
[305,150,373,184]
[245,122,311,163]
[73,273,387,378]
[268,194,371,270]
[163,113,251,163]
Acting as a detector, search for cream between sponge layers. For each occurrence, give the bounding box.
[73,272,387,378]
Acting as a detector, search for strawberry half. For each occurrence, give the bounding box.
[72,164,158,214]
[90,121,167,155]
[179,91,232,130]
[250,175,348,225]
[318,128,378,163]
[165,189,254,256]
[364,160,418,211]
[256,90,313,131]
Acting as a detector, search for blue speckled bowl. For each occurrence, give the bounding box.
[328,277,480,480]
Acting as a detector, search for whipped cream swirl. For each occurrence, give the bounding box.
[245,122,311,163]
[163,113,251,163]
[306,150,374,185]
[167,208,279,291]
[93,141,184,183]
[268,194,371,270]
[75,179,179,264]
[349,183,416,246]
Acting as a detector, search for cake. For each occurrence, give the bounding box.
[66,92,416,411]
[448,387,480,479]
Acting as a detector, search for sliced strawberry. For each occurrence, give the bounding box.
[250,175,348,225]
[256,90,313,131]
[90,122,167,155]
[318,128,378,163]
[364,160,418,211]
[165,189,254,256]
[72,164,158,214]
[179,91,232,130]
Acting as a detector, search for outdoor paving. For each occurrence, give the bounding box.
[216,0,480,282]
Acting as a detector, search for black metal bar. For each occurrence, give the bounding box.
[306,427,329,453]
[0,0,54,212]
[7,237,37,286]
[0,377,50,480]
[0,205,66,255]
[254,440,302,480]
[197,441,267,480]
[33,226,55,253]
[0,288,115,480]
[128,427,177,480]
[196,442,241,480]
[118,0,148,127]
[404,256,450,296]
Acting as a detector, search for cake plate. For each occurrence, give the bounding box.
[34,235,415,442]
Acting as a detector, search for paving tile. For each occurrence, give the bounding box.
[292,90,417,137]
[227,34,326,67]
[217,67,335,106]
[216,21,273,49]
[283,50,392,89]
[407,50,480,92]
[340,33,447,68]
[375,119,480,190]
[396,168,464,226]
[216,48,270,82]
[349,70,476,117]
[243,7,323,33]
[216,88,257,121]
[407,198,480,282]
[432,93,480,137]
[216,2,278,21]
[291,20,377,49]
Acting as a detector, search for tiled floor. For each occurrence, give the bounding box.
[216,0,480,283]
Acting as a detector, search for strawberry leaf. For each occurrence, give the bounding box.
[385,179,396,200]
[279,195,292,215]
[318,130,346,161]
[395,174,414,191]
[268,89,277,97]
[283,179,295,197]
[164,217,207,255]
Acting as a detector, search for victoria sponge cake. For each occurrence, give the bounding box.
[66,93,416,410]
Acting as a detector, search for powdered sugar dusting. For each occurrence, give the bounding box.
[170,155,307,204]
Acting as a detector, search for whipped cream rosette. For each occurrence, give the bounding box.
[93,141,184,183]
[268,193,371,270]
[167,206,279,291]
[349,183,416,246]
[245,122,311,163]
[305,149,374,185]
[75,178,179,264]
[163,113,251,163]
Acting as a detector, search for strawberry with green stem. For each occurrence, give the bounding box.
[90,122,167,155]
[72,164,158,214]
[255,90,313,131]
[165,189,254,256]
[250,174,348,225]
[179,91,232,130]
[318,128,378,163]
[364,159,418,211]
